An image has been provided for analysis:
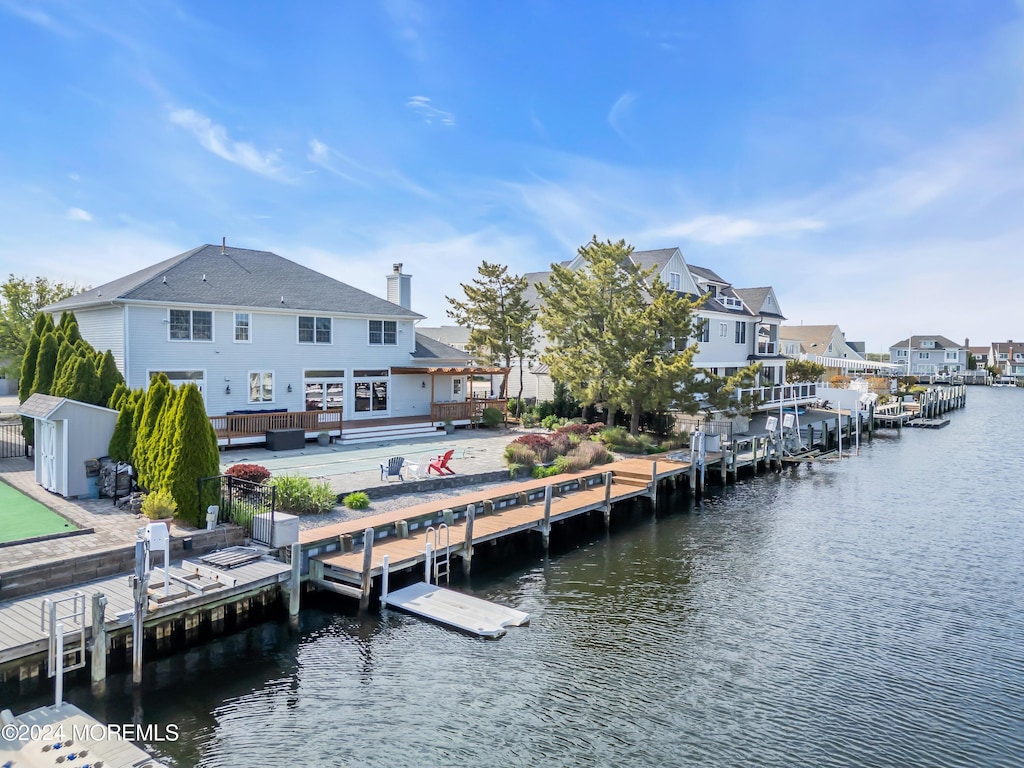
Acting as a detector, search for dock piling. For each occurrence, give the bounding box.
[90,592,107,690]
[381,554,390,607]
[651,461,658,508]
[542,485,552,549]
[604,471,612,526]
[289,541,301,629]
[462,504,475,576]
[359,528,374,612]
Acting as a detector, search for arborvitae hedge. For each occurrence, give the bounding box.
[165,383,220,521]
[108,398,135,463]
[97,350,123,406]
[135,374,170,489]
[32,332,58,395]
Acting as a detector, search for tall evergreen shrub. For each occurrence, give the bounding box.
[166,384,220,520]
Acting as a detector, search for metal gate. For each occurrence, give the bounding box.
[197,474,276,546]
[0,422,27,459]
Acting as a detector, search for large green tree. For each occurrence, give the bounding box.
[0,276,81,378]
[165,383,221,521]
[446,261,536,400]
[537,236,758,433]
[785,359,827,383]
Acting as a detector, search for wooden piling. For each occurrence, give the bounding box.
[359,527,374,612]
[289,542,301,629]
[90,592,107,691]
[462,503,476,576]
[542,485,552,549]
[650,460,658,508]
[603,471,612,526]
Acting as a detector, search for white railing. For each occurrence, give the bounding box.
[735,383,817,408]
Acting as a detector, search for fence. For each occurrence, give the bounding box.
[0,422,27,459]
[197,475,277,546]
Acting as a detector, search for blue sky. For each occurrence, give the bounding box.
[1,0,1022,353]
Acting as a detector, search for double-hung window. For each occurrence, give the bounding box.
[735,322,747,344]
[698,322,710,343]
[368,320,397,345]
[234,312,250,342]
[249,371,274,403]
[298,316,332,344]
[169,309,213,341]
[668,272,681,291]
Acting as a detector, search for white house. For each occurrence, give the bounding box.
[778,324,894,376]
[44,244,507,444]
[516,247,806,411]
[990,340,1024,379]
[888,335,968,376]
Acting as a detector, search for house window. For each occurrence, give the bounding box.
[353,370,389,413]
[453,378,464,397]
[234,312,250,342]
[766,295,773,309]
[169,309,213,341]
[698,322,709,343]
[735,322,746,344]
[298,316,332,344]
[668,272,681,291]
[149,370,205,394]
[368,320,397,345]
[719,322,728,338]
[998,353,1008,360]
[249,371,274,403]
[945,350,958,362]
[304,370,345,411]
[920,352,930,360]
[921,339,935,348]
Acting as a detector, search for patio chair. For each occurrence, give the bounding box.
[427,449,456,476]
[380,456,406,482]
[404,456,428,480]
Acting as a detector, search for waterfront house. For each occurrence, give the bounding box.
[888,335,969,376]
[515,247,808,412]
[43,244,508,445]
[990,340,1024,380]
[778,324,893,377]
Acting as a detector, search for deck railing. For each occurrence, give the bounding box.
[210,408,343,446]
[735,383,817,409]
[431,398,508,424]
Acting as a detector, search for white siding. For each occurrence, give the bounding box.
[74,306,126,373]
[125,304,419,417]
[694,312,753,370]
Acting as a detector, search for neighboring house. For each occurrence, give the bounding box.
[779,324,893,375]
[44,245,506,444]
[518,247,803,410]
[0,364,15,396]
[968,345,989,369]
[888,335,969,375]
[416,326,471,352]
[991,340,1024,377]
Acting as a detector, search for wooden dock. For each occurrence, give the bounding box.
[0,556,290,678]
[907,417,950,429]
[382,582,530,638]
[1,703,167,767]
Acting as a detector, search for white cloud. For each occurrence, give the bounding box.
[608,91,637,143]
[169,108,289,181]
[648,215,827,245]
[382,0,429,61]
[406,96,456,126]
[0,0,70,34]
[307,138,433,197]
[66,207,93,221]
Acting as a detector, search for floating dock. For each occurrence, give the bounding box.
[907,418,950,429]
[1,703,167,767]
[382,582,530,638]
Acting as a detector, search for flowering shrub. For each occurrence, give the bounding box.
[225,463,271,484]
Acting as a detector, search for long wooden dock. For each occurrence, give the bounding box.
[0,556,290,679]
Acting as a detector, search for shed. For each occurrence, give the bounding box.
[16,393,118,499]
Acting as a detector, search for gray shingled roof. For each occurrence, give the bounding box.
[630,248,679,273]
[44,244,423,319]
[417,326,470,347]
[16,393,64,420]
[890,335,963,349]
[734,287,785,319]
[412,333,472,362]
[688,264,729,284]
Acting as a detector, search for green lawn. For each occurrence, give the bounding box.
[0,478,79,544]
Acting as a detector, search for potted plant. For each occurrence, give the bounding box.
[443,419,455,435]
[317,431,330,446]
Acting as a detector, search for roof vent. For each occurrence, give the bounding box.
[202,274,207,282]
[222,236,227,255]
[281,296,285,304]
[162,276,167,284]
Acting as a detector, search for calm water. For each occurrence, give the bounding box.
[11,388,1024,766]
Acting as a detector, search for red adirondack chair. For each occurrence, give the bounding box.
[427,449,456,475]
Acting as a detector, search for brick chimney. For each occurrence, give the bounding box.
[386,263,411,309]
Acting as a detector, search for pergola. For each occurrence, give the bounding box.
[391,365,511,403]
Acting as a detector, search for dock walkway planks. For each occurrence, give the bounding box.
[0,558,291,666]
[382,582,530,638]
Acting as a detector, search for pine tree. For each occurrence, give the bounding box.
[107,382,129,410]
[97,350,123,406]
[127,388,145,462]
[32,331,59,395]
[18,314,49,404]
[53,355,102,404]
[166,383,221,521]
[59,312,82,346]
[135,374,170,489]
[149,386,180,492]
[108,398,135,463]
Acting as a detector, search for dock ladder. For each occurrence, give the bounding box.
[424,524,451,585]
[40,592,86,708]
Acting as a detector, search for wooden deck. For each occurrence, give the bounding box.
[305,457,692,588]
[0,557,291,667]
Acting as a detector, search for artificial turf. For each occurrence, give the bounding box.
[0,478,79,544]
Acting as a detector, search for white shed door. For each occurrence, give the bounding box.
[38,419,57,492]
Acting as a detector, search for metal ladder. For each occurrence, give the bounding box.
[424,523,450,585]
[40,592,87,678]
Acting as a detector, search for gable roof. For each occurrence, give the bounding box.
[889,335,964,350]
[412,333,472,362]
[630,248,680,273]
[417,326,470,347]
[688,264,729,284]
[17,393,118,420]
[44,244,423,319]
[734,287,785,320]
